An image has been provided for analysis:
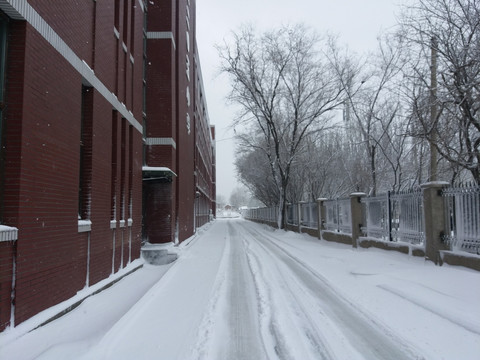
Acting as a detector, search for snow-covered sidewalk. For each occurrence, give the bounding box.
[1,219,479,359]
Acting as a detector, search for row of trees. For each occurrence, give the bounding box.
[219,0,480,228]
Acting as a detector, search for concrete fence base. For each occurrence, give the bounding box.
[321,231,353,245]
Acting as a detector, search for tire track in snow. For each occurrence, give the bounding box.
[191,221,267,360]
[221,221,266,360]
[240,222,423,360]
[239,223,333,360]
[241,226,296,360]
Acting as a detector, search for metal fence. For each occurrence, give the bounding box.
[300,202,318,229]
[361,190,424,245]
[324,198,352,234]
[361,193,389,240]
[390,189,425,245]
[243,183,479,256]
[246,206,278,223]
[286,204,298,226]
[442,183,480,254]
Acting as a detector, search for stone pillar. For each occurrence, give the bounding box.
[421,181,449,264]
[350,193,366,248]
[317,198,328,240]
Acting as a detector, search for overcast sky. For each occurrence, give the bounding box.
[196,0,407,200]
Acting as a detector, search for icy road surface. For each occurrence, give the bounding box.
[1,218,479,359]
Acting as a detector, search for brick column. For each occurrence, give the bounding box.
[317,198,328,240]
[421,181,449,264]
[350,193,366,248]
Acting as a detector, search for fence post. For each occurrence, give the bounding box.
[421,181,449,264]
[317,198,327,240]
[350,192,366,248]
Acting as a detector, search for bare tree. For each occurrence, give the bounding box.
[229,186,251,209]
[295,130,354,199]
[400,0,480,183]
[332,33,412,195]
[219,24,347,228]
[235,145,279,207]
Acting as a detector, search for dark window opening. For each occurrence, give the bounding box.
[130,0,135,55]
[128,125,133,218]
[114,0,120,30]
[120,118,126,220]
[111,111,118,220]
[123,0,129,43]
[0,13,8,223]
[79,85,93,219]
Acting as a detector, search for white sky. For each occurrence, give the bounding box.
[196,0,406,199]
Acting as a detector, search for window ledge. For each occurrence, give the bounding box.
[119,220,126,228]
[78,220,92,233]
[0,225,18,242]
[110,220,117,229]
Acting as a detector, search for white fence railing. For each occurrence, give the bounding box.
[300,202,318,229]
[324,198,352,234]
[443,183,480,254]
[361,190,425,245]
[361,194,389,240]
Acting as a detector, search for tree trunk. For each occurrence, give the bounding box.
[277,184,289,230]
[370,144,377,196]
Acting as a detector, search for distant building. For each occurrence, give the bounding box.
[0,0,214,332]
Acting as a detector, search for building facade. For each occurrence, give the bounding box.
[143,0,215,244]
[0,0,215,332]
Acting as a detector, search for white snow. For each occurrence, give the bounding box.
[0,225,18,242]
[1,219,479,359]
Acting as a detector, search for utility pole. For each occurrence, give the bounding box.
[429,36,438,182]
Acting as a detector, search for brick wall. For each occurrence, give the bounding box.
[143,0,215,244]
[0,1,144,328]
[175,0,196,242]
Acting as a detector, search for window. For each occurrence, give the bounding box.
[0,14,7,110]
[79,85,93,219]
[128,125,133,219]
[130,0,135,54]
[0,13,8,222]
[0,13,7,138]
[114,0,120,30]
[123,0,129,43]
[120,118,126,220]
[111,111,118,220]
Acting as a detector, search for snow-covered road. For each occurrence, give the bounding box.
[1,218,479,359]
[233,221,415,359]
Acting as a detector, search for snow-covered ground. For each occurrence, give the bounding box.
[1,218,479,359]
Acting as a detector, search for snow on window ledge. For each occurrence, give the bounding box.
[78,220,92,233]
[127,218,133,227]
[110,220,117,229]
[119,220,126,228]
[0,225,18,242]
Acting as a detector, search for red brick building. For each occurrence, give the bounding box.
[143,0,216,244]
[0,0,215,331]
